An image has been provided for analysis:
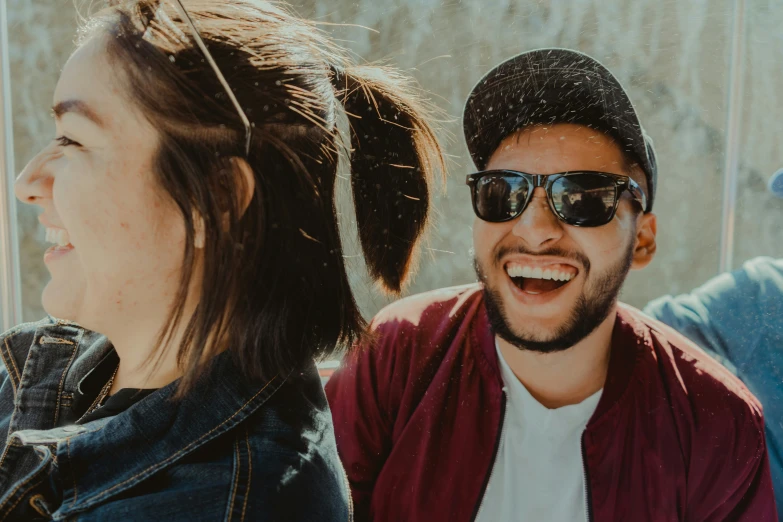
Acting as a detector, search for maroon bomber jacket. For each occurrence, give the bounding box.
[325,284,777,522]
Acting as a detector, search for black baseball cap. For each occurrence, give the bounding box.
[463,48,657,211]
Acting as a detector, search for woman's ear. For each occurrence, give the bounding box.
[197,158,256,247]
[230,157,255,217]
[631,212,657,270]
[193,211,206,249]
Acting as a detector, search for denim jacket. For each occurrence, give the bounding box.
[0,317,351,521]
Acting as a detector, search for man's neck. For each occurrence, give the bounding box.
[496,307,617,409]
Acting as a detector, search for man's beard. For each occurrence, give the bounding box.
[474,239,635,354]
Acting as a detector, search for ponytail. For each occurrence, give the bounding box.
[332,64,445,293]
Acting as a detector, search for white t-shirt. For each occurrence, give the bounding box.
[475,341,602,522]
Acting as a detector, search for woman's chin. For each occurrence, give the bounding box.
[41,281,81,323]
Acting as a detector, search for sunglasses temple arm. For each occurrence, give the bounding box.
[626,178,648,212]
[171,0,252,156]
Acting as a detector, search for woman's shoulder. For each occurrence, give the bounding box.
[245,370,350,520]
[90,368,349,521]
[245,367,341,461]
[174,369,350,521]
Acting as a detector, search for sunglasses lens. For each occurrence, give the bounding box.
[551,174,617,226]
[474,173,530,222]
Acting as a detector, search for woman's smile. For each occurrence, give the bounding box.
[43,226,74,263]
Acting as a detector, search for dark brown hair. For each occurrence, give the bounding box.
[79,0,445,392]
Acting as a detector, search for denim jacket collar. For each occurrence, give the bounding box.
[4,319,288,518]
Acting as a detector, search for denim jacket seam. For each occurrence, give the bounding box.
[0,445,52,519]
[2,335,20,382]
[240,427,252,522]
[38,337,75,346]
[0,318,56,369]
[0,439,21,475]
[10,325,82,436]
[0,335,21,393]
[62,427,111,505]
[72,373,281,510]
[53,343,80,427]
[226,435,241,521]
[0,347,17,397]
[0,475,47,520]
[67,437,78,503]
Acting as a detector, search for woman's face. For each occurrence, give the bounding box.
[15,36,190,334]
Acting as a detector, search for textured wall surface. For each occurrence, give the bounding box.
[7,0,783,322]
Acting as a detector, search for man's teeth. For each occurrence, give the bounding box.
[45,228,71,247]
[505,264,574,281]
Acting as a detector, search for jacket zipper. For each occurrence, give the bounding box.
[581,431,594,522]
[470,390,507,522]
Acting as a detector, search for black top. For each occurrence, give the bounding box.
[73,349,158,424]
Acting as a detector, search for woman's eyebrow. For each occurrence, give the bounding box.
[51,99,105,128]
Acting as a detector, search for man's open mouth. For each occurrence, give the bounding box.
[504,262,579,295]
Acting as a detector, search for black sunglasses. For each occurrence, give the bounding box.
[465,170,648,227]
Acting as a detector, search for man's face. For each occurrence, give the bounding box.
[472,123,657,353]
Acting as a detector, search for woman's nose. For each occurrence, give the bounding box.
[15,145,55,205]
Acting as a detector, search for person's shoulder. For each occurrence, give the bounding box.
[371,283,484,333]
[362,283,486,362]
[95,410,347,522]
[715,256,783,308]
[332,284,487,386]
[740,256,783,305]
[741,255,783,276]
[647,256,783,310]
[629,306,764,432]
[244,385,350,520]
[246,433,349,520]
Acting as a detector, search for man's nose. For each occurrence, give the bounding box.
[511,187,564,249]
[15,145,55,205]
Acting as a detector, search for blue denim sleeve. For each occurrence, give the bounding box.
[644,256,783,369]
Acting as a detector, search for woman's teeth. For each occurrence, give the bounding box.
[45,227,72,247]
[505,264,575,282]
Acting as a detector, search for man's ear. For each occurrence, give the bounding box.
[631,212,657,270]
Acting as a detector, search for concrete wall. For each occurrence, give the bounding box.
[8,0,783,322]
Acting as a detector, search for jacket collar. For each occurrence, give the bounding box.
[472,295,645,423]
[14,323,289,517]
